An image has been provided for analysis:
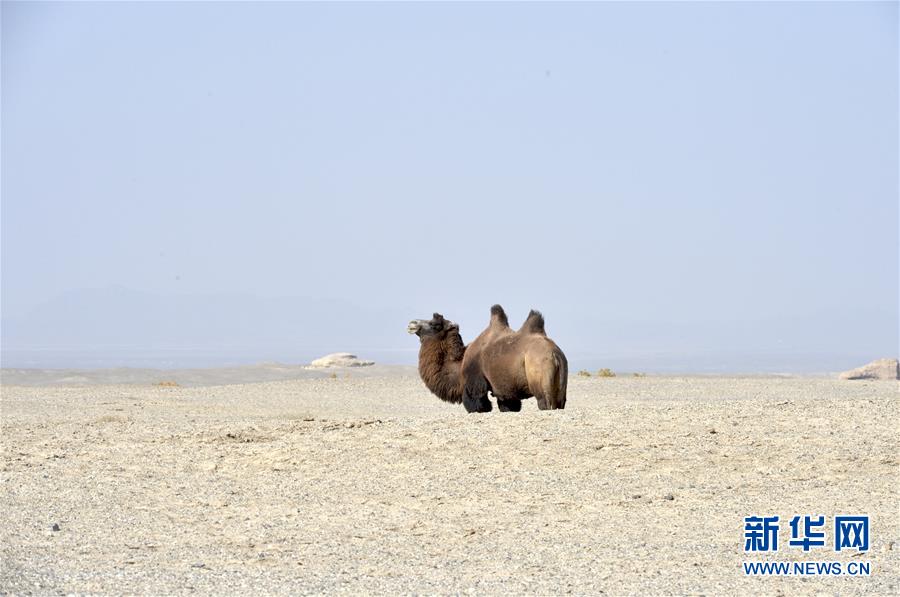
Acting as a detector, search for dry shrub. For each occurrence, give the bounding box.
[597,368,616,378]
[576,370,592,377]
[155,380,179,387]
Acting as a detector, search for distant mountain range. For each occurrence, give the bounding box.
[1,286,889,373]
[1,286,415,353]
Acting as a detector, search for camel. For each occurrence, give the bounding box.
[407,305,568,413]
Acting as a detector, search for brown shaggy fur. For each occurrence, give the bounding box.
[410,306,568,412]
[414,315,466,404]
[518,309,546,335]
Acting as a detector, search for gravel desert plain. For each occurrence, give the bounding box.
[1,365,897,595]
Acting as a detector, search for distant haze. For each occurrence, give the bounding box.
[2,2,897,373]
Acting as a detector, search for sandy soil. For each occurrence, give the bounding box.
[1,372,897,595]
[0,363,413,388]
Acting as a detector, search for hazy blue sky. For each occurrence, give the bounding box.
[2,1,897,371]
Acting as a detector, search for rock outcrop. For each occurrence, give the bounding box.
[308,353,374,368]
[838,358,899,380]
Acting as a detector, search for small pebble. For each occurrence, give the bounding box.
[663,494,675,501]
[50,523,60,532]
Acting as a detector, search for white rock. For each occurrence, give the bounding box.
[838,358,899,380]
[308,353,374,368]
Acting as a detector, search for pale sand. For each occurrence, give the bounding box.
[1,373,897,595]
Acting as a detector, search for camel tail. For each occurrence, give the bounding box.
[552,349,568,409]
[539,347,568,410]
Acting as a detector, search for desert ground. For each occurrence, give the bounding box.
[1,367,897,595]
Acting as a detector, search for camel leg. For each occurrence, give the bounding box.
[463,392,492,413]
[535,395,550,410]
[496,398,522,412]
[462,375,492,413]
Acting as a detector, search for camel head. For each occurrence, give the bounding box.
[407,313,458,342]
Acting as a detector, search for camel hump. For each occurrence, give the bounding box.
[519,309,546,335]
[490,304,509,327]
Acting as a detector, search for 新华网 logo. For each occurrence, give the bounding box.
[742,515,871,576]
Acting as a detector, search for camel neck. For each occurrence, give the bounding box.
[417,333,465,404]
